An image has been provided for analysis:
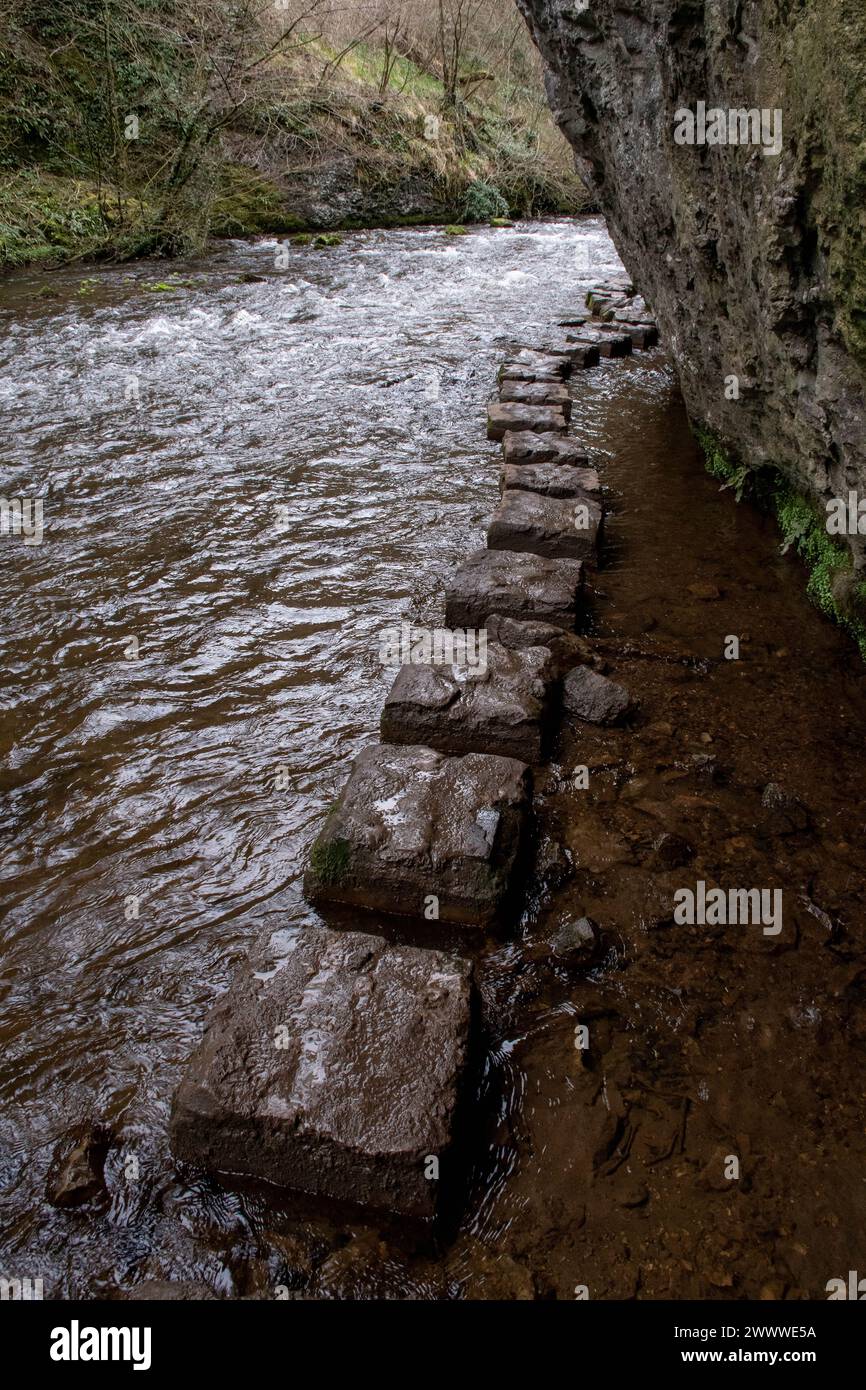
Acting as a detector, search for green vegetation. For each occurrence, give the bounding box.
[291,232,343,248]
[0,0,590,269]
[766,0,866,371]
[310,837,351,886]
[695,424,866,658]
[462,177,509,222]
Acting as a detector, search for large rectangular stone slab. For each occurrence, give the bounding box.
[500,351,571,382]
[487,487,603,563]
[381,641,555,763]
[445,548,584,631]
[498,381,571,415]
[613,321,659,348]
[521,339,599,368]
[501,430,589,468]
[596,331,633,358]
[560,340,600,369]
[501,461,601,499]
[572,329,632,358]
[487,401,568,440]
[170,925,472,1220]
[304,744,530,927]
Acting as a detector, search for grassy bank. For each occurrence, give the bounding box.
[0,1,590,269]
[695,424,866,658]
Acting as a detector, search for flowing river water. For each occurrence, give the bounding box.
[2,219,865,1299]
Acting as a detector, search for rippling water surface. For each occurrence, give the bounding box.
[0,220,630,1292]
[4,217,865,1302]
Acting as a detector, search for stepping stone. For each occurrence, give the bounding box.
[594,332,632,359]
[487,488,603,563]
[557,312,591,327]
[590,278,635,297]
[445,548,584,631]
[502,430,590,468]
[567,327,632,359]
[498,381,571,415]
[614,321,659,348]
[487,402,568,440]
[502,350,571,380]
[381,641,556,763]
[586,292,615,315]
[562,341,600,369]
[525,339,599,368]
[563,665,633,724]
[502,461,601,499]
[586,287,632,312]
[304,744,530,927]
[499,362,567,384]
[170,925,473,1220]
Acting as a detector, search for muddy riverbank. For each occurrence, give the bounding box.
[1,220,865,1299]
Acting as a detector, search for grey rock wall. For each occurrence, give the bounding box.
[517,0,866,570]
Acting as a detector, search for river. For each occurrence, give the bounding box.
[2,219,865,1300]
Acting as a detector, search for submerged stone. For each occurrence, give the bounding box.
[761,782,811,834]
[170,925,472,1220]
[487,487,603,562]
[46,1124,110,1209]
[487,401,569,440]
[445,548,584,631]
[550,915,600,966]
[303,743,530,926]
[380,640,556,763]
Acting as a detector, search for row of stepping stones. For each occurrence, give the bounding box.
[169,285,660,1225]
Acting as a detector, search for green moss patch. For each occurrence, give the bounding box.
[210,166,302,238]
[310,837,351,886]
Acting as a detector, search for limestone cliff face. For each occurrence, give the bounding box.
[517,0,866,569]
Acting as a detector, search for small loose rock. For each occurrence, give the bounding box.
[549,915,600,966]
[563,665,633,724]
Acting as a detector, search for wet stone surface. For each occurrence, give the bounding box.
[563,665,633,724]
[381,641,556,763]
[171,925,473,1220]
[501,460,601,499]
[445,548,585,631]
[498,381,572,411]
[303,743,531,926]
[518,336,601,367]
[483,614,595,675]
[501,430,590,468]
[487,401,569,440]
[6,221,866,1303]
[487,487,603,562]
[499,360,570,384]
